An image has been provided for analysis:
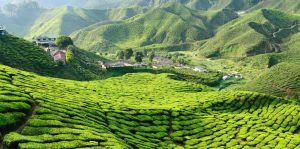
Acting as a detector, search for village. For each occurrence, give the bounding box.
[1,26,243,82]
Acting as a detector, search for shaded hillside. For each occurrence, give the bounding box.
[198,9,300,59]
[71,2,238,52]
[1,64,300,148]
[25,6,146,39]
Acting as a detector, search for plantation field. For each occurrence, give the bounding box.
[0,64,300,148]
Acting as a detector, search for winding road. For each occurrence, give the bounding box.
[272,23,300,38]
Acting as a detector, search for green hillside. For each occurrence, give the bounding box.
[118,0,261,11]
[71,2,238,52]
[0,34,105,81]
[26,6,146,39]
[197,9,300,59]
[237,62,300,98]
[251,0,300,13]
[1,64,300,148]
[59,45,106,80]
[0,34,56,75]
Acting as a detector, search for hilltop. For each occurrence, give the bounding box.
[0,5,145,38]
[1,64,300,148]
[25,6,146,39]
[118,0,261,11]
[71,2,238,52]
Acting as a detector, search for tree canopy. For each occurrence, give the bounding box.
[56,36,73,49]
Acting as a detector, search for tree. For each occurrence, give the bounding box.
[149,51,155,63]
[117,51,125,60]
[135,52,144,63]
[124,48,133,60]
[56,36,73,49]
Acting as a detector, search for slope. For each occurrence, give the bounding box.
[197,9,300,59]
[71,2,237,52]
[251,0,300,13]
[237,62,300,98]
[118,0,261,11]
[0,34,56,75]
[25,6,146,39]
[1,64,300,148]
[0,34,105,81]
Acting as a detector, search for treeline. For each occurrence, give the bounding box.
[116,49,155,63]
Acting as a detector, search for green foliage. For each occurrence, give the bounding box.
[55,36,73,49]
[117,51,125,60]
[198,9,300,59]
[149,51,155,63]
[0,64,300,148]
[135,52,144,63]
[237,62,300,98]
[0,34,56,75]
[124,48,134,60]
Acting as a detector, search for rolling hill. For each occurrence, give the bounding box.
[0,34,56,74]
[1,64,300,148]
[0,5,145,38]
[25,6,146,39]
[71,2,238,52]
[197,9,300,59]
[118,0,261,11]
[237,62,300,98]
[0,34,105,81]
[250,0,300,13]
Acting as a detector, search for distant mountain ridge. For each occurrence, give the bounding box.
[70,2,238,52]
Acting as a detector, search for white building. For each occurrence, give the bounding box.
[32,36,56,47]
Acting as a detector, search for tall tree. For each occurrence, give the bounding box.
[135,52,144,63]
[117,51,125,60]
[149,51,155,63]
[124,48,133,60]
[56,36,73,49]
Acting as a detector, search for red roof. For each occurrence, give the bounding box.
[52,51,66,62]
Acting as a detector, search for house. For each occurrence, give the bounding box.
[0,25,7,35]
[193,66,207,72]
[51,50,66,63]
[32,36,56,47]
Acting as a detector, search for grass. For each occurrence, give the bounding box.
[236,62,300,99]
[0,64,300,148]
[0,34,108,81]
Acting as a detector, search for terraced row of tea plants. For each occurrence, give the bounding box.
[0,64,300,148]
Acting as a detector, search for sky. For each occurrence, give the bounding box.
[0,0,121,8]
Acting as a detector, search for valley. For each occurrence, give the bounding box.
[0,0,299,148]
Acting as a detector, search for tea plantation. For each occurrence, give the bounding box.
[0,64,300,148]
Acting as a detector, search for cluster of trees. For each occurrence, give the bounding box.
[167,52,191,65]
[117,49,155,63]
[55,36,74,49]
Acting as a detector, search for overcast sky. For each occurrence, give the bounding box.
[0,0,121,8]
